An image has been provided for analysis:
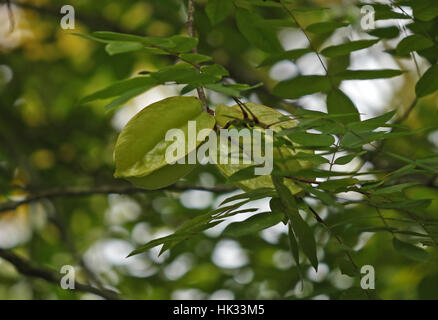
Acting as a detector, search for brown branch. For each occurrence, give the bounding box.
[396,98,418,124]
[0,184,236,214]
[186,0,209,112]
[0,249,120,300]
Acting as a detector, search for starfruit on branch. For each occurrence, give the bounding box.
[114,96,215,189]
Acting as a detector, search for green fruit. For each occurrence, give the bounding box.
[114,96,216,189]
[214,103,310,194]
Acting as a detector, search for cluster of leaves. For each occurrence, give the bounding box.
[76,31,260,111]
[73,0,438,298]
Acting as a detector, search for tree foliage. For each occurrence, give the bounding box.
[1,0,438,300]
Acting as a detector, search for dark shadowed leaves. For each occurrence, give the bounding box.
[416,65,438,97]
[396,35,434,56]
[393,238,429,262]
[326,89,360,124]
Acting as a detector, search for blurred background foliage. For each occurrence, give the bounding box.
[0,0,437,300]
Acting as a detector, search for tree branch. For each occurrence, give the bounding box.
[0,249,120,300]
[0,184,236,214]
[186,0,209,112]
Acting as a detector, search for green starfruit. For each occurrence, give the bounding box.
[114,96,216,189]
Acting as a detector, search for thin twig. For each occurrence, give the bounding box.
[278,0,331,82]
[186,0,209,112]
[0,249,120,300]
[396,98,418,123]
[306,204,359,270]
[6,0,15,32]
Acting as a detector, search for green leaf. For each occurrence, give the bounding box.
[105,41,144,55]
[374,199,432,209]
[349,110,396,131]
[306,21,349,34]
[372,4,410,21]
[396,35,434,56]
[205,82,263,97]
[80,77,157,103]
[415,65,438,98]
[373,183,419,195]
[296,182,335,206]
[93,31,175,48]
[104,86,153,111]
[272,176,318,271]
[127,233,190,257]
[368,26,400,39]
[321,39,379,58]
[167,35,198,53]
[179,53,213,64]
[338,259,359,277]
[319,178,358,192]
[222,211,284,237]
[200,64,230,78]
[221,188,276,206]
[326,89,360,124]
[151,64,218,86]
[393,238,429,262]
[114,96,216,189]
[272,75,331,99]
[288,152,329,165]
[334,69,404,81]
[204,83,241,97]
[254,19,297,29]
[206,0,233,25]
[288,223,303,280]
[258,49,312,67]
[235,7,283,53]
[287,132,335,147]
[412,0,438,21]
[334,151,366,165]
[227,165,260,183]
